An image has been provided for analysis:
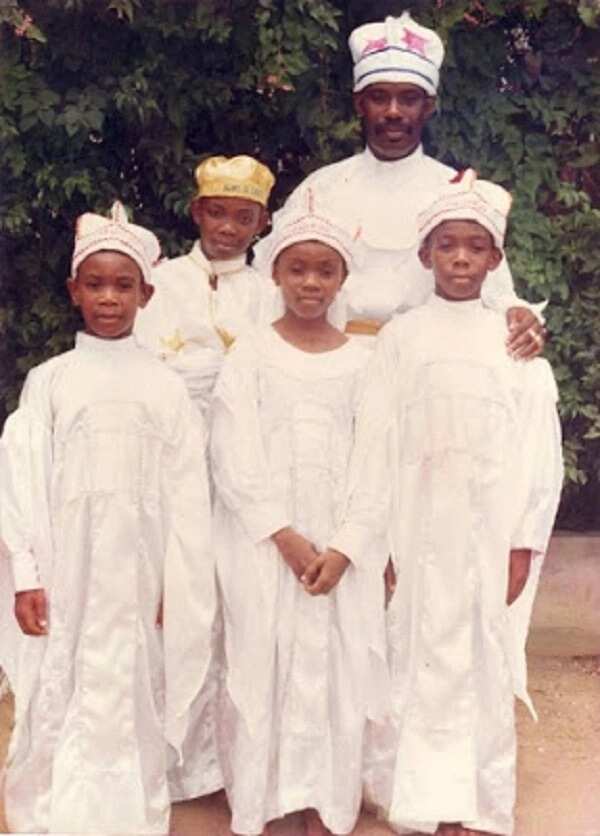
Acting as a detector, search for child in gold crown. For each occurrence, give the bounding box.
[135,154,275,416]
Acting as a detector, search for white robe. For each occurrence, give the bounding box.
[134,242,275,798]
[135,242,274,416]
[339,296,563,835]
[209,328,390,836]
[0,333,215,835]
[258,146,536,323]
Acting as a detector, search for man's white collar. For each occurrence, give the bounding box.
[362,143,425,179]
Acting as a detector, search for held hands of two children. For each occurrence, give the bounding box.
[507,548,533,606]
[272,526,319,581]
[14,588,48,636]
[271,528,350,595]
[301,549,350,596]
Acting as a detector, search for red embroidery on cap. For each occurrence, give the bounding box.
[362,37,388,57]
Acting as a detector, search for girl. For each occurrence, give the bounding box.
[210,206,389,836]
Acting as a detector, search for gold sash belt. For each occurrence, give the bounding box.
[344,318,384,337]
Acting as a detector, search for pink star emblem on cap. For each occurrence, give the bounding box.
[401,28,428,56]
[362,36,388,57]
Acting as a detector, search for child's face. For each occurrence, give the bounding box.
[191,196,268,261]
[419,219,503,301]
[68,250,153,339]
[273,240,347,321]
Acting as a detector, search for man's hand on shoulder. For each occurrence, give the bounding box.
[506,307,546,360]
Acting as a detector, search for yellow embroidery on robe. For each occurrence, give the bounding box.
[160,329,186,354]
[215,327,236,351]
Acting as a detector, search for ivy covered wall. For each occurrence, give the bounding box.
[1,0,599,526]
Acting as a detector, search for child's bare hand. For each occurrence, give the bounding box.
[507,548,532,605]
[14,589,48,636]
[302,548,350,596]
[384,558,397,607]
[272,527,319,580]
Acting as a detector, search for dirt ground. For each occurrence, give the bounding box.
[1,650,599,836]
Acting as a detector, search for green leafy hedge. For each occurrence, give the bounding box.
[1,0,599,527]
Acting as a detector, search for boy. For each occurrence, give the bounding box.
[331,171,563,835]
[0,202,215,834]
[136,155,274,801]
[135,154,275,415]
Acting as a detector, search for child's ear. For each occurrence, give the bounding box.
[271,259,281,286]
[256,207,270,237]
[488,246,503,271]
[418,242,432,269]
[67,278,81,307]
[139,282,154,308]
[190,198,202,229]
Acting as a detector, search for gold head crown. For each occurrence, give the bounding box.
[194,155,275,207]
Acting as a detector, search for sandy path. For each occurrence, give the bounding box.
[1,652,599,835]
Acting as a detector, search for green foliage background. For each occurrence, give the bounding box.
[1,0,599,526]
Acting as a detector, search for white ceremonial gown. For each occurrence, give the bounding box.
[210,328,390,836]
[0,333,215,835]
[261,146,535,324]
[135,241,275,798]
[340,296,563,836]
[135,241,274,416]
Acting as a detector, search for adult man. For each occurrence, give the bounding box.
[262,12,544,354]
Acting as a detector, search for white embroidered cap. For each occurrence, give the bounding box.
[258,191,361,275]
[418,169,512,249]
[350,12,444,96]
[70,201,161,283]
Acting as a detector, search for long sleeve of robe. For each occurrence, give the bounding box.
[0,333,215,836]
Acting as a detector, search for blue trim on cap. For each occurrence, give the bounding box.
[355,45,437,69]
[355,66,436,89]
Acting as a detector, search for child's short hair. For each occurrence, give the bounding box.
[194,155,275,207]
[417,169,512,250]
[70,201,160,283]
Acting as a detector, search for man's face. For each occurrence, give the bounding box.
[354,82,436,161]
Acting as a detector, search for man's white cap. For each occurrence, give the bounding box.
[350,12,444,96]
[71,201,160,283]
[417,169,512,249]
[257,189,361,275]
